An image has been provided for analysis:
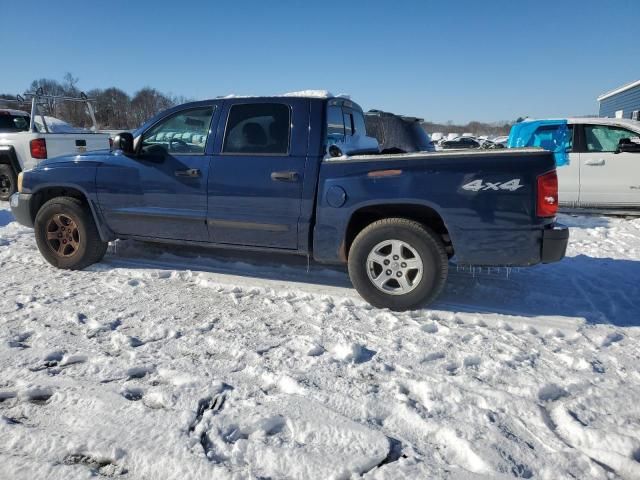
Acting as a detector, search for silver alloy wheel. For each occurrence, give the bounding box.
[366,239,423,295]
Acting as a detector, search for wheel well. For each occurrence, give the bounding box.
[30,187,89,223]
[0,147,22,174]
[344,204,454,258]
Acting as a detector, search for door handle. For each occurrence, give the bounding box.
[271,171,299,182]
[174,168,201,177]
[584,159,605,166]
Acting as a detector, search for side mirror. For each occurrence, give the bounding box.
[112,132,134,154]
[616,138,640,154]
[328,145,343,158]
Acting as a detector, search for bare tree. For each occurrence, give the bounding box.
[27,78,65,116]
[130,88,174,126]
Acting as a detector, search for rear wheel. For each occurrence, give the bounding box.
[0,164,17,201]
[34,197,108,269]
[348,218,448,311]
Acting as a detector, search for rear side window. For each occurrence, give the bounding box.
[327,105,345,141]
[223,103,290,155]
[0,114,30,132]
[343,112,353,136]
[531,124,573,152]
[327,105,367,142]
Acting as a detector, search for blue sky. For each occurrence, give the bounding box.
[2,0,638,123]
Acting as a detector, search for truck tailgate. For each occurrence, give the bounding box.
[43,133,110,158]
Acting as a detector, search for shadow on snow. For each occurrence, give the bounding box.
[101,240,640,328]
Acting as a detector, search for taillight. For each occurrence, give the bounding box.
[30,138,47,159]
[537,170,558,217]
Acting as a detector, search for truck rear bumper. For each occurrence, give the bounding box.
[9,192,33,228]
[541,223,569,263]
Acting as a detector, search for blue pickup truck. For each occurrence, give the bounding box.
[10,93,568,310]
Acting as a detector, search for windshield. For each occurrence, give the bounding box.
[0,113,30,132]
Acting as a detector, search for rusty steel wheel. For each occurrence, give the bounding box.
[45,213,81,258]
[34,197,108,270]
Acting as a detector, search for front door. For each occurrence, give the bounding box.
[207,100,308,249]
[97,105,217,241]
[579,124,640,208]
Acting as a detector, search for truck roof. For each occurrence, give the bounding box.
[0,109,29,116]
[219,90,338,99]
[521,117,640,131]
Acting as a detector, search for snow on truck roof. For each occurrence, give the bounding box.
[217,90,350,100]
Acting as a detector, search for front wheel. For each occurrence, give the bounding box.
[0,164,17,201]
[34,197,108,269]
[348,218,448,311]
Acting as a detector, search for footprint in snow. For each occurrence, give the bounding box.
[331,343,376,364]
[601,332,624,348]
[20,387,53,404]
[7,332,31,349]
[59,354,88,367]
[126,366,154,380]
[537,384,569,402]
[422,351,445,363]
[445,362,460,374]
[63,453,127,477]
[121,386,144,402]
[463,356,481,368]
[421,323,438,334]
[0,391,18,403]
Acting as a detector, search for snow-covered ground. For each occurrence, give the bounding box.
[1,201,639,479]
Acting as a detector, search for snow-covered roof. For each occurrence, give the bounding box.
[218,90,340,100]
[282,90,334,98]
[597,79,640,102]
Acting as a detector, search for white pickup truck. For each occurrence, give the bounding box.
[509,117,640,211]
[0,93,111,200]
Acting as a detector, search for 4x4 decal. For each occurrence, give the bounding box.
[462,179,524,192]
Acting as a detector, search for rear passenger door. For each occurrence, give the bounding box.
[207,99,308,249]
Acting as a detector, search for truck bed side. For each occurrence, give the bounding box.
[314,148,557,266]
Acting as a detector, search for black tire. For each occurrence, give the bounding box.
[34,197,108,269]
[0,164,17,201]
[348,218,448,311]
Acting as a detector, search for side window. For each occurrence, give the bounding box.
[531,124,571,152]
[352,111,367,136]
[223,103,290,155]
[584,125,636,152]
[343,112,353,136]
[13,116,29,131]
[327,105,345,142]
[141,107,213,155]
[326,105,367,142]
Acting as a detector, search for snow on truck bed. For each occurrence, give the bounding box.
[1,202,639,480]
